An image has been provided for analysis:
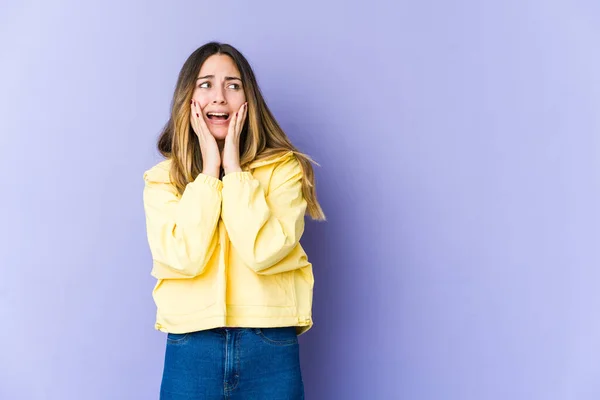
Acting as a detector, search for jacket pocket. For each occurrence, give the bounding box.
[229,266,296,307]
[152,275,217,315]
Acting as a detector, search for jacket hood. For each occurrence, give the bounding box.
[144,151,295,184]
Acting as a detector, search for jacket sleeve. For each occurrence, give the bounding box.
[221,155,307,274]
[143,167,222,279]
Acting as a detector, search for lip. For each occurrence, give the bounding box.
[205,114,231,126]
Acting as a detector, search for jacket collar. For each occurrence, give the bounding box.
[246,151,294,170]
[147,151,294,183]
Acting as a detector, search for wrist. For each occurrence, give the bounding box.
[202,165,220,178]
[223,165,242,175]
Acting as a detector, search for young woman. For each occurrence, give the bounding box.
[142,42,325,399]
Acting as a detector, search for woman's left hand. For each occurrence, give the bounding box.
[222,102,248,175]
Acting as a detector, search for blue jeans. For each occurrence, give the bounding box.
[160,327,305,399]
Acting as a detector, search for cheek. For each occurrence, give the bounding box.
[191,92,209,108]
[228,93,247,109]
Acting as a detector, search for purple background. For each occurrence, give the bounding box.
[2,0,600,399]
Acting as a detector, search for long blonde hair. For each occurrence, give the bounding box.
[157,42,325,221]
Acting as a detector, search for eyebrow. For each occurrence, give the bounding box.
[196,75,242,81]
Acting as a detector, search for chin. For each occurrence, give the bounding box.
[209,128,228,140]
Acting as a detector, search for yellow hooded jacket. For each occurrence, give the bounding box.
[142,151,314,335]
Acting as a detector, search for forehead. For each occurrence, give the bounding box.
[198,54,240,76]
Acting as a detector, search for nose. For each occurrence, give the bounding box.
[212,86,226,104]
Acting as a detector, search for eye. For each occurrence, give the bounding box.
[199,82,210,88]
[227,83,241,90]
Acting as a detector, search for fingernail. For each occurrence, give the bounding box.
[196,113,199,117]
[190,99,193,104]
[236,112,238,116]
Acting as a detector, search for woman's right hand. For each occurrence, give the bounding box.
[190,99,221,178]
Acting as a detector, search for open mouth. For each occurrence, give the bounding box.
[206,112,230,120]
